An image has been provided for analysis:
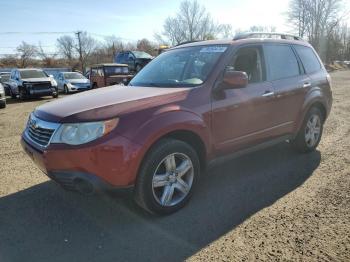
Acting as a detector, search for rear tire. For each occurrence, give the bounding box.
[291,107,324,153]
[134,139,200,215]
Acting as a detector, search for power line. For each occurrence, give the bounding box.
[0,31,75,35]
[0,45,55,49]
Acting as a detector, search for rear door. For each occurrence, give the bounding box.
[264,43,309,134]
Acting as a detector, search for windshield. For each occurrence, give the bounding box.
[0,74,10,82]
[132,51,153,59]
[64,72,86,80]
[104,66,129,76]
[20,70,47,79]
[130,45,228,87]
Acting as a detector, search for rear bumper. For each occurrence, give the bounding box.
[21,132,144,191]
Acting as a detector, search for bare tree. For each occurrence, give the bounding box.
[137,38,156,54]
[75,32,98,72]
[16,41,38,68]
[287,0,345,60]
[0,55,18,67]
[57,35,75,63]
[159,0,230,45]
[218,24,234,39]
[37,43,58,67]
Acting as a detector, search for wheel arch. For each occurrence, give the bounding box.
[135,128,209,181]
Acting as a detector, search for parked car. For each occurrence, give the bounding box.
[89,63,133,88]
[0,72,11,96]
[56,72,91,94]
[21,34,332,215]
[0,83,6,108]
[8,68,58,100]
[115,51,153,72]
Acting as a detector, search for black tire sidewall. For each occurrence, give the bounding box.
[135,139,200,215]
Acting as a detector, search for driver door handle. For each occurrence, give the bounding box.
[262,91,274,97]
[303,82,312,88]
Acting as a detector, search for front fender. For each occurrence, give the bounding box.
[119,108,210,165]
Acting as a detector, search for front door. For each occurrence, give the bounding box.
[211,45,278,155]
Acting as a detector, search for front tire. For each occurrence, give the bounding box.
[291,107,324,153]
[18,87,27,100]
[0,100,6,109]
[10,89,16,99]
[64,85,69,94]
[134,139,200,215]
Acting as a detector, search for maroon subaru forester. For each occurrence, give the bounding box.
[21,33,332,214]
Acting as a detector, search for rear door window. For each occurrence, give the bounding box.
[294,45,321,74]
[265,44,300,80]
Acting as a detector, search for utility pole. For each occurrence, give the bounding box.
[75,31,84,73]
[112,42,116,63]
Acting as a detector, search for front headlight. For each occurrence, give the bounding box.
[50,79,58,87]
[51,119,119,145]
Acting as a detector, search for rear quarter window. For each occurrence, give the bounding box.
[294,45,321,74]
[265,44,300,81]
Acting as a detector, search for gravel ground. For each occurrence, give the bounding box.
[0,71,349,262]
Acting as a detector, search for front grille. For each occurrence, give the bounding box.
[28,125,55,146]
[26,82,52,90]
[25,114,60,147]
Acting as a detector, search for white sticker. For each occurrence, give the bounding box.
[200,46,227,53]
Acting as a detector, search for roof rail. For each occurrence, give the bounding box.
[233,32,303,41]
[175,40,202,46]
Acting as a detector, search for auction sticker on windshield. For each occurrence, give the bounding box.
[200,46,227,53]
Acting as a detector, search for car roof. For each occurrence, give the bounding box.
[91,63,128,68]
[16,68,43,71]
[170,38,312,50]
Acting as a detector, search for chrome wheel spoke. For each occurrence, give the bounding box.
[164,154,176,172]
[314,127,321,135]
[176,159,191,177]
[152,152,194,207]
[175,178,190,194]
[153,174,169,188]
[161,185,175,205]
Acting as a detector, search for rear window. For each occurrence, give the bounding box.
[265,45,300,80]
[294,45,321,74]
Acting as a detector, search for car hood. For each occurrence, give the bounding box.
[22,77,51,82]
[67,79,90,84]
[34,85,190,123]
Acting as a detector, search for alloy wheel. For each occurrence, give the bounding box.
[152,153,194,207]
[305,114,321,147]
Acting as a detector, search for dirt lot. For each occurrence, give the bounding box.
[0,71,349,262]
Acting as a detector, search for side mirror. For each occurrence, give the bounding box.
[221,70,248,89]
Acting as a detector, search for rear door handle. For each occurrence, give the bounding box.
[262,91,274,97]
[303,82,312,88]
